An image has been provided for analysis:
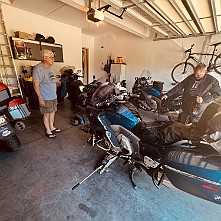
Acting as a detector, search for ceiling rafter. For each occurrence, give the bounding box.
[103,0,169,36]
[130,0,178,36]
[59,0,221,40]
[209,0,218,33]
[181,0,205,34]
[168,0,197,35]
[145,0,187,36]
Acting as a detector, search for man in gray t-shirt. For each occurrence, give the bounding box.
[33,49,61,138]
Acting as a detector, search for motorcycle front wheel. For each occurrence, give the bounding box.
[139,96,161,111]
[2,135,21,152]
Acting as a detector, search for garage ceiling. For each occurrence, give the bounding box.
[4,0,221,40]
[105,0,221,40]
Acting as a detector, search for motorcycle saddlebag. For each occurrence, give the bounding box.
[162,142,221,205]
[8,98,31,120]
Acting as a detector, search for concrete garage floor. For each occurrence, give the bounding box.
[0,100,221,221]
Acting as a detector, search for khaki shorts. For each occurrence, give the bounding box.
[40,99,58,114]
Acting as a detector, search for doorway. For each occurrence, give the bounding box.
[82,48,89,84]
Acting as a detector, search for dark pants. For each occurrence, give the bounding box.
[197,103,220,134]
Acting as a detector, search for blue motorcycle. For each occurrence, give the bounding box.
[72,82,221,206]
[130,72,165,112]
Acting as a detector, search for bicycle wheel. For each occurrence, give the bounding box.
[214,53,221,75]
[171,62,194,83]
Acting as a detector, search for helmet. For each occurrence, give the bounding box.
[45,36,55,44]
[35,33,45,42]
[60,65,76,75]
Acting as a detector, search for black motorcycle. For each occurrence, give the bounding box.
[61,69,85,107]
[72,82,221,206]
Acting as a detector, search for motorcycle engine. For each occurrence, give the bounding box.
[117,134,133,155]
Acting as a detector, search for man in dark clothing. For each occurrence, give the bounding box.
[161,63,221,123]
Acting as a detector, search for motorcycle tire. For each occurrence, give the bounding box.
[139,96,161,112]
[3,135,21,152]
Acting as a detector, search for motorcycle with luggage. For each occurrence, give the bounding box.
[130,74,163,111]
[0,83,30,151]
[72,82,221,205]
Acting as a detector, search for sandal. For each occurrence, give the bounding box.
[45,133,56,138]
[51,128,61,133]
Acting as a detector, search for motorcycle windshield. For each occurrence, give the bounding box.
[105,105,139,130]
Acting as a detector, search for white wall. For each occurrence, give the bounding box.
[94,27,221,92]
[2,4,83,76]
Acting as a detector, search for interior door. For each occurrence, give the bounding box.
[82,48,89,84]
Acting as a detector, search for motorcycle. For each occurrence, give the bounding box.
[72,82,221,206]
[130,70,163,112]
[0,82,31,152]
[60,69,84,107]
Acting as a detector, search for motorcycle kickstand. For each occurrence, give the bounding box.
[87,133,96,147]
[72,165,103,190]
[98,154,118,175]
[152,165,165,189]
[129,163,143,190]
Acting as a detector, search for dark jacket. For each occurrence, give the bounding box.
[166,74,221,109]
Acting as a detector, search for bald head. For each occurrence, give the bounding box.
[194,63,207,80]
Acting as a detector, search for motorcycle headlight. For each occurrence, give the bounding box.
[0,115,7,126]
[79,85,85,92]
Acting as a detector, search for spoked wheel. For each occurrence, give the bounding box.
[214,53,221,75]
[171,62,194,83]
[139,97,161,112]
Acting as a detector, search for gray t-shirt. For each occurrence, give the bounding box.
[32,63,57,100]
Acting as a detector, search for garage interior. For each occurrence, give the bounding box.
[1,0,221,221]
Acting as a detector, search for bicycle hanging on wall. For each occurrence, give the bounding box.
[171,42,221,83]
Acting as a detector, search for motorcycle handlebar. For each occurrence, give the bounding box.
[95,95,126,107]
[130,93,140,98]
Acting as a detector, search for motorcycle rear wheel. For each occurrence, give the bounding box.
[3,135,21,152]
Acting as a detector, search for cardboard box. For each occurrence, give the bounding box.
[28,34,35,40]
[14,31,29,40]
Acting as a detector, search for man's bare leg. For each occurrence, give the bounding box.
[43,113,52,134]
[49,112,56,131]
